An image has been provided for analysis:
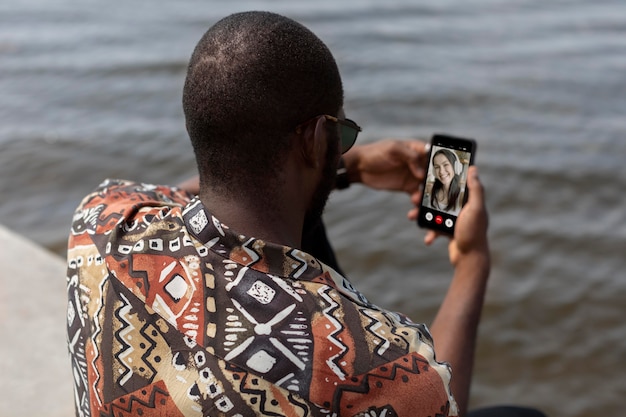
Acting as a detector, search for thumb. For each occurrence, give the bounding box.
[453,165,489,256]
[465,166,484,208]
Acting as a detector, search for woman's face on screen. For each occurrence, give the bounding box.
[433,153,454,187]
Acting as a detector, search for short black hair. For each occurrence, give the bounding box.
[183,11,344,197]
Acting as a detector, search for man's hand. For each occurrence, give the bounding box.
[447,166,489,266]
[409,165,488,259]
[428,166,489,417]
[342,139,429,216]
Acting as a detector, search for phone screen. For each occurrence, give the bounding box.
[417,134,476,235]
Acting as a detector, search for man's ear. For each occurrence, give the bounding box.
[298,117,327,169]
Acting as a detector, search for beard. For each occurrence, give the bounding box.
[302,130,341,237]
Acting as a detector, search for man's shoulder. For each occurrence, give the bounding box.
[69,179,193,241]
[76,179,191,211]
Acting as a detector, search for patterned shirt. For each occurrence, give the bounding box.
[67,179,458,417]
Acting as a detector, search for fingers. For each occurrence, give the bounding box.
[419,166,486,250]
[401,140,428,179]
[424,230,441,246]
[407,199,442,246]
[410,189,422,206]
[392,141,419,171]
[407,188,423,220]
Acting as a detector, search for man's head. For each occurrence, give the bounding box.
[183,11,344,205]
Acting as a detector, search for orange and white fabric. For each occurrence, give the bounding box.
[67,179,457,417]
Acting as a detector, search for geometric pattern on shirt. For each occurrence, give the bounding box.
[66,180,458,417]
[219,264,314,395]
[105,278,325,417]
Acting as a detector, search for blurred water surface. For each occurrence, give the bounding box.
[1,1,625,416]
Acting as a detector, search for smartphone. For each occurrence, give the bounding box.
[417,134,477,235]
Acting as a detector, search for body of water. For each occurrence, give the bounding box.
[1,1,625,416]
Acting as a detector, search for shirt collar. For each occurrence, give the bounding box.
[182,197,326,281]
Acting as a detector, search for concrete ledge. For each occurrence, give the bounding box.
[0,225,74,417]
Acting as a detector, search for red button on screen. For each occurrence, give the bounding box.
[435,215,443,224]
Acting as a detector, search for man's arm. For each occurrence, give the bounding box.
[340,139,430,217]
[341,139,427,192]
[426,167,490,417]
[177,138,430,207]
[337,140,491,415]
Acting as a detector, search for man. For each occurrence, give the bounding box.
[67,11,490,417]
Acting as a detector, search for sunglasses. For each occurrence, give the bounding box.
[295,114,362,154]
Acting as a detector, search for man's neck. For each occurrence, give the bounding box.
[198,188,305,249]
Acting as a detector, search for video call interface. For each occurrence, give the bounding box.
[420,140,472,232]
